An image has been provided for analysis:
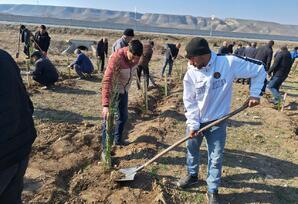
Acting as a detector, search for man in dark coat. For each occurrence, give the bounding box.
[218,41,229,54]
[255,40,274,94]
[31,51,59,89]
[244,42,257,59]
[20,25,31,58]
[267,45,292,104]
[234,43,245,56]
[227,42,236,54]
[96,38,109,72]
[255,40,274,71]
[137,41,155,89]
[34,24,51,57]
[0,49,37,203]
[161,43,181,77]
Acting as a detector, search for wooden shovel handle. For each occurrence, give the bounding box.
[136,101,249,172]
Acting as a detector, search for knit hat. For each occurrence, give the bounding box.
[123,28,134,37]
[185,37,211,58]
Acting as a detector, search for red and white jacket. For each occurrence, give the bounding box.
[101,47,138,107]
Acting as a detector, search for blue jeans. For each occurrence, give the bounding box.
[186,121,227,193]
[161,57,173,77]
[267,75,287,102]
[102,92,128,149]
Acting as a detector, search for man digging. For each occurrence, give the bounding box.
[178,37,266,204]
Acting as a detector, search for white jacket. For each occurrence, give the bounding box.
[183,52,266,131]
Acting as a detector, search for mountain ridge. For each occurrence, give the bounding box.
[1,4,298,37]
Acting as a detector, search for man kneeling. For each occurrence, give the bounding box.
[69,49,94,79]
[31,51,59,89]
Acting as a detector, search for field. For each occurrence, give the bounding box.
[1,24,298,204]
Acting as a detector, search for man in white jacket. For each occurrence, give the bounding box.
[177,37,266,204]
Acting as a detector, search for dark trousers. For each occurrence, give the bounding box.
[74,64,86,78]
[23,44,30,57]
[0,156,29,204]
[137,65,150,89]
[102,92,128,149]
[74,64,92,78]
[260,78,268,95]
[161,57,173,77]
[98,54,105,72]
[33,75,57,86]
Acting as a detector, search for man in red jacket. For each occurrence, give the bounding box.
[101,40,143,159]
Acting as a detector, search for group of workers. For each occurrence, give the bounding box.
[1,23,297,204]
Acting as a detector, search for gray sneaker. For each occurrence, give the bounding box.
[177,174,199,188]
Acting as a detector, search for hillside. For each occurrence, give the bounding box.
[1,4,298,37]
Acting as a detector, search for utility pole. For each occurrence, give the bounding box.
[210,15,215,37]
[134,6,137,31]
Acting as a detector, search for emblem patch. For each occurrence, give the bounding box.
[213,72,221,79]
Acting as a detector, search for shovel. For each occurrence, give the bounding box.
[116,101,249,182]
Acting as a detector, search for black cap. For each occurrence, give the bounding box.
[185,37,211,58]
[123,28,134,37]
[31,50,43,59]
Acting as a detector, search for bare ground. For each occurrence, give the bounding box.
[1,24,298,203]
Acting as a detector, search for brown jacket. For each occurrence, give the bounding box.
[138,44,153,66]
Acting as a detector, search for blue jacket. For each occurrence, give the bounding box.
[290,50,298,60]
[71,53,94,73]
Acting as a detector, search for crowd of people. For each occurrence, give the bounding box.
[218,40,297,104]
[1,24,297,204]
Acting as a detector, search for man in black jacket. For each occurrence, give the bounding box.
[161,43,181,77]
[244,42,257,59]
[255,40,274,71]
[0,49,37,203]
[31,51,59,89]
[96,38,108,72]
[34,25,51,57]
[227,41,235,54]
[20,25,31,58]
[217,41,229,54]
[255,40,274,94]
[267,45,292,104]
[234,43,245,56]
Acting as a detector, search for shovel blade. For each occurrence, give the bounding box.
[115,167,139,182]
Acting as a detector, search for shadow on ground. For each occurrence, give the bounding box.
[34,107,100,123]
[52,86,97,95]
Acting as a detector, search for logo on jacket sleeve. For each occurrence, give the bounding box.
[213,72,221,79]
